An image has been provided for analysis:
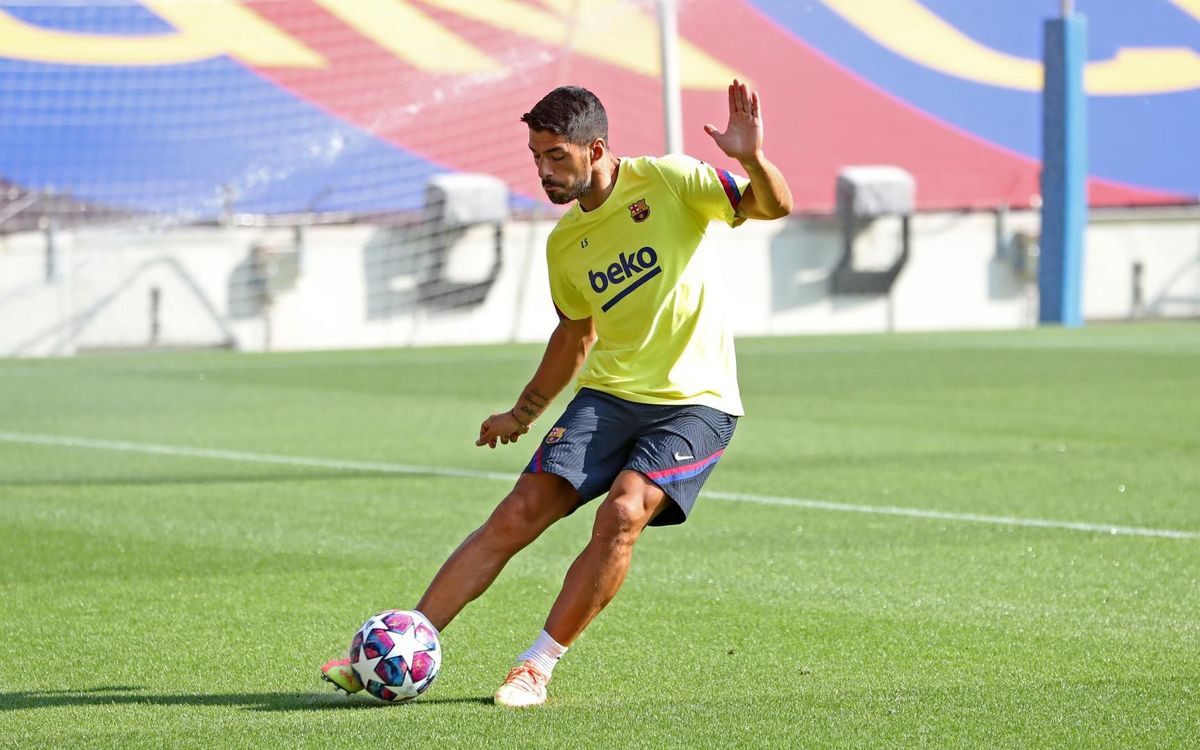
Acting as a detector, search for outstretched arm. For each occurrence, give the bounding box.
[476,315,596,449]
[703,79,793,221]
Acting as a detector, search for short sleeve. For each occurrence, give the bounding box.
[655,154,751,227]
[547,253,591,321]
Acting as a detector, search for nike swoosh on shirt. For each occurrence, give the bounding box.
[673,452,694,461]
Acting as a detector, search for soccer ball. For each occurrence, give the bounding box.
[349,609,442,702]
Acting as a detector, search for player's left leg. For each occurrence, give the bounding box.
[495,402,736,707]
[543,470,672,645]
[494,470,670,708]
[542,403,737,647]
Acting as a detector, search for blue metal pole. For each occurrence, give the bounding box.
[1039,13,1087,326]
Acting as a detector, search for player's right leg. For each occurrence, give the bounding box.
[320,657,364,694]
[324,472,576,691]
[321,472,577,693]
[415,471,578,629]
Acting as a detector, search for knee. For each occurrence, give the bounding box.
[481,482,559,549]
[593,491,653,547]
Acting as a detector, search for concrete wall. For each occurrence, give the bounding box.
[2,207,1198,357]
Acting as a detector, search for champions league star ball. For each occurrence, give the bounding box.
[349,610,442,702]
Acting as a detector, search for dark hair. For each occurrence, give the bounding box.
[520,86,608,146]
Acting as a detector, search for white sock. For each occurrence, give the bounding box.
[517,629,568,677]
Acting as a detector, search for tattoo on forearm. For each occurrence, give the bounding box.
[516,387,551,422]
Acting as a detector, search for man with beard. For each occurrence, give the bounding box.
[323,80,792,707]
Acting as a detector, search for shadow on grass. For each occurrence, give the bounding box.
[0,687,492,712]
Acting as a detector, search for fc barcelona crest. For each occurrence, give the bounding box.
[629,198,650,223]
[546,427,567,444]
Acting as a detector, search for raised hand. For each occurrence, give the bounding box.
[703,79,763,165]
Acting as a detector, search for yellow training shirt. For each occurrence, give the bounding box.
[546,154,750,416]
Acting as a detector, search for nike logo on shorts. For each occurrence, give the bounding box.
[673,452,694,461]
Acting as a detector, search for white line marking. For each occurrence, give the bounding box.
[0,431,513,483]
[1,431,1196,540]
[702,491,1199,540]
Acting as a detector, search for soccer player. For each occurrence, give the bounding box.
[323,79,792,706]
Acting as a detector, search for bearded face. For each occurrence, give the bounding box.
[529,129,596,205]
[541,170,593,205]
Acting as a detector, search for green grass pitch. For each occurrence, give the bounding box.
[1,323,1197,748]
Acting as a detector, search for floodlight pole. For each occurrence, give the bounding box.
[658,0,683,155]
[1039,3,1087,326]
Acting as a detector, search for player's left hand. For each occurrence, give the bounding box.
[476,410,531,449]
[703,79,763,165]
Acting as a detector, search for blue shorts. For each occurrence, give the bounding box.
[524,388,737,526]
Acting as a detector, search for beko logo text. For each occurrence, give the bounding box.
[586,246,662,312]
[588,246,659,293]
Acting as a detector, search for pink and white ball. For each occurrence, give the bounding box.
[349,610,441,702]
